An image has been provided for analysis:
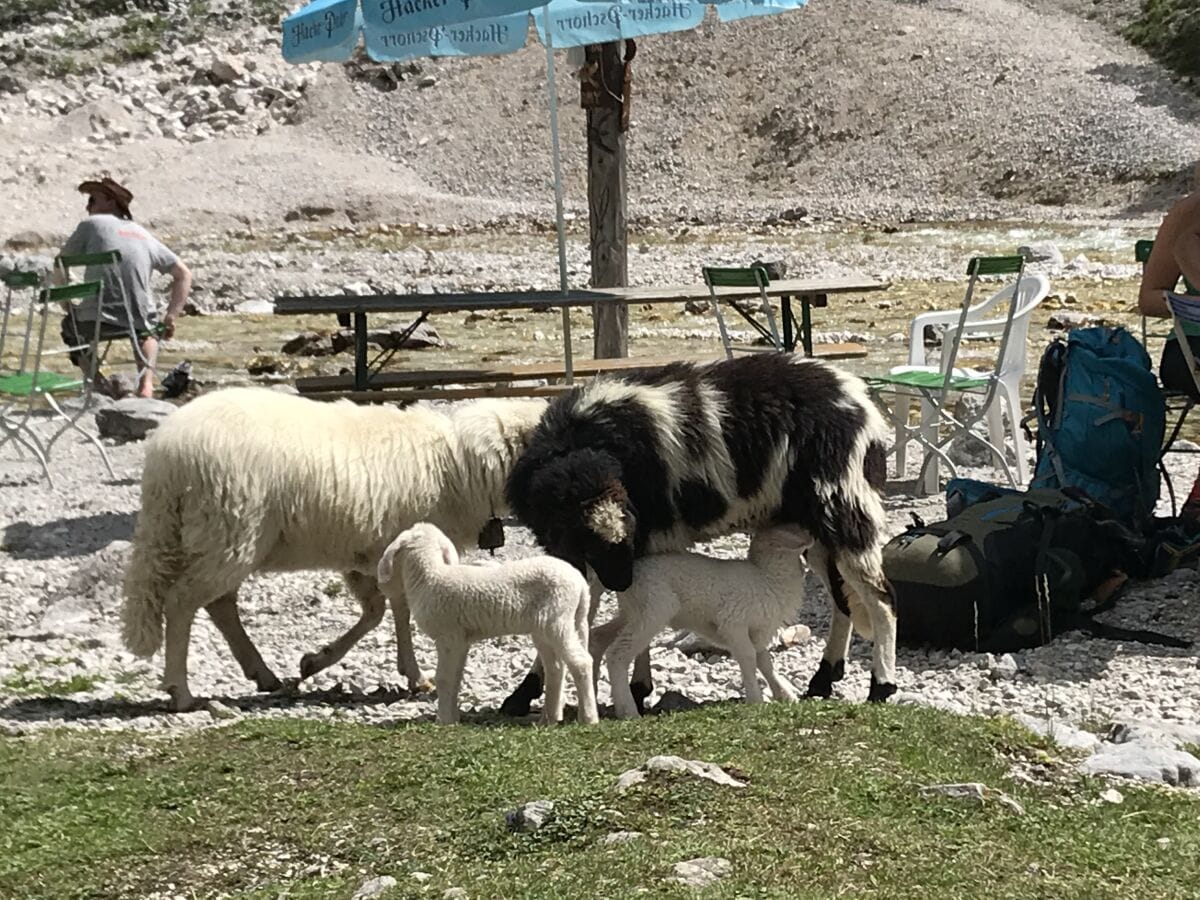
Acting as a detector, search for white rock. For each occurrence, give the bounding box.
[669,857,731,888]
[601,830,643,846]
[1078,743,1200,787]
[505,799,554,832]
[1099,788,1124,804]
[1013,714,1099,751]
[615,756,746,793]
[352,875,398,899]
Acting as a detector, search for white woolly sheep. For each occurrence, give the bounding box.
[590,524,816,719]
[377,522,598,725]
[121,387,546,711]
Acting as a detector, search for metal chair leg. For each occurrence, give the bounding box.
[42,391,114,478]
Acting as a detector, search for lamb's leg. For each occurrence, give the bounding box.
[838,552,898,703]
[756,648,799,702]
[298,571,387,681]
[536,642,565,725]
[562,633,599,725]
[605,618,662,720]
[724,632,764,704]
[589,616,623,692]
[162,601,199,711]
[434,640,468,725]
[380,583,434,693]
[204,592,281,693]
[500,574,605,717]
[805,543,852,699]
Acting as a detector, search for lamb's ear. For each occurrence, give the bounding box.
[440,534,457,566]
[377,543,398,585]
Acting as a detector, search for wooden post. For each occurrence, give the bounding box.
[586,41,628,359]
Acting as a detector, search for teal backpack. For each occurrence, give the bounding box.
[1030,327,1166,527]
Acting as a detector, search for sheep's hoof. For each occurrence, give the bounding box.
[298,651,327,680]
[867,675,897,704]
[166,685,197,712]
[630,680,652,715]
[499,671,543,717]
[803,659,845,699]
[255,672,283,693]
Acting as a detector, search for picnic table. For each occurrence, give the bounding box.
[273,275,888,396]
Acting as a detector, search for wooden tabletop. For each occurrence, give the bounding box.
[273,276,889,316]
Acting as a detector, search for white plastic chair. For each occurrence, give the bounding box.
[889,272,1050,492]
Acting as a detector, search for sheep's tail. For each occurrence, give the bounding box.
[121,454,182,657]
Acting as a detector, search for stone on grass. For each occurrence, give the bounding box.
[95,397,176,441]
[920,782,1024,814]
[1078,743,1200,787]
[601,830,643,846]
[668,857,732,888]
[505,799,554,832]
[443,890,468,899]
[352,875,397,899]
[205,699,239,721]
[1013,713,1099,751]
[1099,788,1124,804]
[615,756,746,793]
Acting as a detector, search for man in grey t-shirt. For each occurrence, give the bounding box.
[56,177,193,398]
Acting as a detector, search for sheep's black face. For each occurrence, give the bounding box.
[580,493,637,591]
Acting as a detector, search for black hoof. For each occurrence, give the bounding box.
[804,659,845,699]
[298,652,322,680]
[631,680,652,715]
[256,674,283,693]
[499,671,543,717]
[867,675,897,703]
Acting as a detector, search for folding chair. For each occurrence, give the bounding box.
[867,256,1027,495]
[701,266,782,359]
[0,280,115,486]
[1136,240,1200,515]
[55,250,158,391]
[1,270,50,475]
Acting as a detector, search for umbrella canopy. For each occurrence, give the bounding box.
[281,0,809,373]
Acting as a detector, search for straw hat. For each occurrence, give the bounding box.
[78,175,133,220]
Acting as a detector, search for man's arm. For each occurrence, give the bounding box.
[160,260,192,340]
[1174,207,1200,295]
[1139,190,1200,317]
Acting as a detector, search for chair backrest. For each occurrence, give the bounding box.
[55,250,122,278]
[1165,291,1200,397]
[2,271,43,376]
[938,255,1026,401]
[996,272,1052,378]
[702,266,770,289]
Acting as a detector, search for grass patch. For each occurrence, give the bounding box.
[0,666,104,696]
[1127,0,1200,80]
[1,703,1198,898]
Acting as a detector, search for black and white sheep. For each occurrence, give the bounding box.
[121,387,546,710]
[502,353,897,713]
[377,522,598,725]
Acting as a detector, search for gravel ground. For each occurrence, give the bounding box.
[2,402,1197,745]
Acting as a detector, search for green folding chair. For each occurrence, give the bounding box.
[1,270,50,475]
[0,280,115,486]
[701,266,782,359]
[55,250,159,389]
[867,256,1027,495]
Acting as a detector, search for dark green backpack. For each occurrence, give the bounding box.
[884,489,1190,652]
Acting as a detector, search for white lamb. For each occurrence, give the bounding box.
[590,524,815,719]
[377,522,598,726]
[121,387,546,711]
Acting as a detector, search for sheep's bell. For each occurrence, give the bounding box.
[478,517,505,556]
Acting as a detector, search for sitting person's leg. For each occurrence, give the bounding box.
[1161,337,1200,525]
[1160,336,1200,400]
[135,333,159,398]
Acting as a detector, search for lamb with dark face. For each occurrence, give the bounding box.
[503,353,897,715]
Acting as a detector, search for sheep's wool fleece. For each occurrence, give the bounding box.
[132,388,545,574]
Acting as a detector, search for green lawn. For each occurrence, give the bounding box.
[2,703,1197,899]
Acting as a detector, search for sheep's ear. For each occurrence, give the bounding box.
[440,536,456,566]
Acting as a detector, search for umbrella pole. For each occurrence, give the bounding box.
[542,4,573,384]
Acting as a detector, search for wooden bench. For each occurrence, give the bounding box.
[294,343,868,400]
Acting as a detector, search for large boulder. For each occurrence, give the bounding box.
[95,397,177,441]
